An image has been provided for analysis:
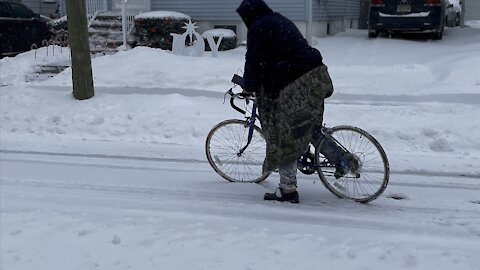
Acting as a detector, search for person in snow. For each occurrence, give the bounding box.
[236,0,357,203]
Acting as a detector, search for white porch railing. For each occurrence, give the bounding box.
[86,0,109,27]
[121,0,150,48]
[58,0,150,33]
[122,0,151,32]
[59,0,108,25]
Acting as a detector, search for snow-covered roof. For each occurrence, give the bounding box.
[202,29,236,38]
[134,11,191,20]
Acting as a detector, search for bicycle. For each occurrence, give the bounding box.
[205,76,390,203]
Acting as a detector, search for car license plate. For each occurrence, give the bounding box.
[397,4,411,13]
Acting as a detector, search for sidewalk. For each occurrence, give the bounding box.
[29,85,480,104]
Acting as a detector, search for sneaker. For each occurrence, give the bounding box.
[264,188,299,203]
[334,153,360,179]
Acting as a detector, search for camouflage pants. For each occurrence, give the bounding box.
[257,65,334,172]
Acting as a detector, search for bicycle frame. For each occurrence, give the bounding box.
[239,102,258,156]
[227,88,341,172]
[227,88,259,156]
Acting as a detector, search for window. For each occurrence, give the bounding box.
[9,2,35,18]
[214,25,237,34]
[0,2,11,17]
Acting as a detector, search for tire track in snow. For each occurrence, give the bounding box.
[2,178,479,240]
[2,149,480,183]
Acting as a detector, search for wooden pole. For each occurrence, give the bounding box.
[66,0,94,100]
[306,0,312,44]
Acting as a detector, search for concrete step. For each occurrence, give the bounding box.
[26,73,57,82]
[95,13,122,21]
[88,24,122,32]
[26,63,71,82]
[90,41,123,50]
[86,12,126,55]
[39,65,70,74]
[89,29,123,36]
[90,49,118,57]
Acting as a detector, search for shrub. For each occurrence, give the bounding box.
[133,11,191,50]
[202,29,237,51]
[47,16,69,46]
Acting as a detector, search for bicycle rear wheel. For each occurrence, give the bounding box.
[315,125,390,203]
[205,119,270,183]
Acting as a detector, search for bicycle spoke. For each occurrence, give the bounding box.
[317,126,389,202]
[206,120,269,183]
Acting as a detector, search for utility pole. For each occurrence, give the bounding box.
[121,0,128,49]
[306,0,313,44]
[460,0,466,27]
[66,0,94,100]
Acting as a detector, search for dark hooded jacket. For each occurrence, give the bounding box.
[236,0,324,96]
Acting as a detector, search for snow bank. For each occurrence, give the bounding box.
[2,28,479,96]
[0,46,70,86]
[202,29,237,38]
[36,46,245,92]
[465,20,480,29]
[134,11,190,20]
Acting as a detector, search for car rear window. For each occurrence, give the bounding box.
[9,2,35,18]
[0,2,11,17]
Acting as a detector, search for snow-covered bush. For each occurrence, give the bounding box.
[133,11,191,50]
[202,29,237,51]
[47,16,68,46]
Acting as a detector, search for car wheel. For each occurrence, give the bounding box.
[368,30,378,38]
[432,29,443,40]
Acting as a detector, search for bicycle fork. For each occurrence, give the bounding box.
[237,103,257,157]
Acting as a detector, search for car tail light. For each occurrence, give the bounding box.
[371,0,385,7]
[424,0,442,6]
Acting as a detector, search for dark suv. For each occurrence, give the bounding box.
[0,1,50,58]
[368,0,447,39]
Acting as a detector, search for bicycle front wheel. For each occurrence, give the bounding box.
[205,119,270,183]
[315,125,390,203]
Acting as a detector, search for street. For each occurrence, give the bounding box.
[1,150,479,269]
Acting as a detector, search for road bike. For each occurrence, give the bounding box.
[205,77,390,203]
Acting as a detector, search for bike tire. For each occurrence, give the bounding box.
[205,119,271,183]
[315,125,390,203]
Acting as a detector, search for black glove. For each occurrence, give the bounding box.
[240,90,254,97]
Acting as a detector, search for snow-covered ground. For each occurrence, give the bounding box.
[1,28,480,269]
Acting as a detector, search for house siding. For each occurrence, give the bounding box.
[26,0,361,22]
[465,0,480,21]
[313,0,361,21]
[150,0,306,21]
[150,0,360,22]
